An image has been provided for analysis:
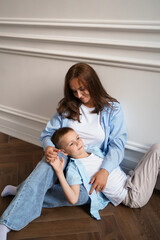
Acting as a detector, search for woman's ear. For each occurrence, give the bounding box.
[60,149,68,156]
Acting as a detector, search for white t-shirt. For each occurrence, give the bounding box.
[78,153,128,206]
[68,104,105,148]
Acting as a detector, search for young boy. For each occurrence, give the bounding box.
[49,127,160,219]
[1,127,159,222]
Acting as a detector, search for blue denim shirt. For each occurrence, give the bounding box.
[66,156,109,220]
[40,102,127,173]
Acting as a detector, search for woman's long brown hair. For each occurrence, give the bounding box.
[57,63,118,121]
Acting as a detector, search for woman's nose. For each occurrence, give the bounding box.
[77,90,82,99]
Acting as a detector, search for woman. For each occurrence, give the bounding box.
[41,62,127,194]
[0,63,127,238]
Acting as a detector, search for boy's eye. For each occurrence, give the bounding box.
[69,143,74,146]
[77,137,80,140]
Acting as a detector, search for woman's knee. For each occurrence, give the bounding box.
[150,143,160,152]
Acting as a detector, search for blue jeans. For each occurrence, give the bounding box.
[0,155,89,230]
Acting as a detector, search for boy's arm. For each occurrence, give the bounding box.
[57,172,80,204]
[50,156,80,205]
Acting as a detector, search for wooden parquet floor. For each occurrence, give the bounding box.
[0,132,160,240]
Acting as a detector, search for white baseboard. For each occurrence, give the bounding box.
[0,105,47,147]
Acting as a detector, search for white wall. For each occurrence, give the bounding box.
[0,1,160,181]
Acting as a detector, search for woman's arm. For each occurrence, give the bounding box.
[49,156,80,204]
[101,103,127,173]
[89,103,127,195]
[40,113,66,151]
[89,168,109,194]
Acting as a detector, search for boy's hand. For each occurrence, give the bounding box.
[45,146,60,163]
[50,156,65,175]
[89,169,109,194]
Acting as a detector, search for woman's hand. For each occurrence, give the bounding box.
[45,146,60,163]
[89,169,109,195]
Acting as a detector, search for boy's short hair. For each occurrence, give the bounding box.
[51,127,74,149]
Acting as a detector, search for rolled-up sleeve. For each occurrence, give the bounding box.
[101,103,127,173]
[66,163,83,186]
[40,113,63,150]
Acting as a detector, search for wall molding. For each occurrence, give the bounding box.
[0,105,48,124]
[125,141,150,153]
[0,18,160,72]
[1,18,160,29]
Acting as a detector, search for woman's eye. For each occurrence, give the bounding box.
[80,88,85,92]
[72,88,85,95]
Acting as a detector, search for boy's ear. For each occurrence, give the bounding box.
[60,149,68,156]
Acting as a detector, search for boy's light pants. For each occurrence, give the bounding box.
[123,143,160,208]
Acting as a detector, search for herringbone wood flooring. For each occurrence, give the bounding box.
[0,132,160,240]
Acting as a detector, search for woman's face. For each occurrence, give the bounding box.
[69,78,94,108]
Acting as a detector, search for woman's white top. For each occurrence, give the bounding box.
[68,104,105,148]
[78,153,128,206]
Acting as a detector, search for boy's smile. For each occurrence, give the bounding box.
[59,130,88,159]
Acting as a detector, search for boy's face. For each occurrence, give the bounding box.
[59,130,85,158]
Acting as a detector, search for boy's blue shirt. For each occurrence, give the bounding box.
[66,152,109,220]
[40,102,127,174]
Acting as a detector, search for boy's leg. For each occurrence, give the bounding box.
[0,156,57,230]
[123,144,160,208]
